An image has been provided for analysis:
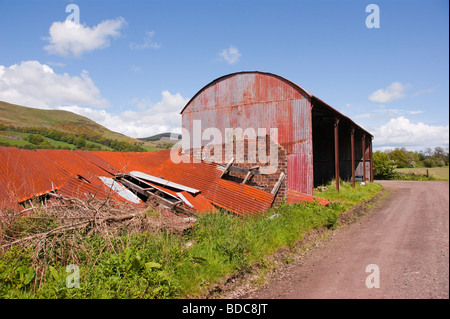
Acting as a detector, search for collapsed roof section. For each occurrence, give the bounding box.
[0,146,329,215]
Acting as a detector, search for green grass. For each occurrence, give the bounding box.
[141,144,159,152]
[314,181,383,213]
[0,181,383,299]
[1,131,73,149]
[394,167,449,181]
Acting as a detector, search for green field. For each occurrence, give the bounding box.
[395,167,449,180]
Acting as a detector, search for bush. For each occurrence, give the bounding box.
[27,134,45,145]
[373,151,396,179]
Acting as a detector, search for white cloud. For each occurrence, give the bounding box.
[412,88,435,97]
[219,45,241,65]
[369,82,410,103]
[44,18,126,57]
[0,60,186,138]
[354,108,424,120]
[373,116,449,149]
[45,61,66,68]
[129,31,161,50]
[0,61,108,108]
[59,91,188,138]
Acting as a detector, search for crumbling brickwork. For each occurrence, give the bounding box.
[183,135,288,208]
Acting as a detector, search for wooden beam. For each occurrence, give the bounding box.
[144,190,196,216]
[271,172,286,195]
[369,138,374,182]
[362,134,366,182]
[116,177,154,196]
[220,157,235,178]
[351,127,355,188]
[334,118,340,192]
[228,165,265,176]
[242,166,259,184]
[130,171,200,194]
[116,176,197,217]
[242,171,252,184]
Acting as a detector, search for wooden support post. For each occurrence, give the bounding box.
[271,172,286,195]
[242,171,252,184]
[334,118,340,192]
[369,138,373,182]
[362,134,366,182]
[351,127,355,188]
[116,177,155,196]
[242,166,259,184]
[220,157,235,178]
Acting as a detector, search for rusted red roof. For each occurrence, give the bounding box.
[177,191,216,214]
[287,189,330,206]
[0,147,276,215]
[0,147,68,203]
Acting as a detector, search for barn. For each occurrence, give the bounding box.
[181,71,374,196]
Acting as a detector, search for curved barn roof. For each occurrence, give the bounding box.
[181,71,373,137]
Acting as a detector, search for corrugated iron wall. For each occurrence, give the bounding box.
[182,72,314,195]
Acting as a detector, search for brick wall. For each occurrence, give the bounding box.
[183,135,288,207]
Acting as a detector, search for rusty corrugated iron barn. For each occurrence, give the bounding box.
[181,71,374,195]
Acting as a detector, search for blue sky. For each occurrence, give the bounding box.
[0,0,448,151]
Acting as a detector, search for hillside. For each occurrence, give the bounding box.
[0,101,157,152]
[0,101,134,143]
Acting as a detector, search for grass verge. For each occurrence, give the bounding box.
[0,181,383,299]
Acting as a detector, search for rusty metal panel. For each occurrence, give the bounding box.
[0,146,276,215]
[78,149,275,215]
[178,191,216,214]
[182,72,314,195]
[286,189,330,206]
[0,147,69,203]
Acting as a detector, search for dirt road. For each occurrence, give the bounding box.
[245,181,449,299]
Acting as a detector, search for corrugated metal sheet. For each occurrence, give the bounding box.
[0,147,275,215]
[205,179,274,215]
[182,72,314,195]
[286,190,330,206]
[0,148,144,209]
[0,146,69,203]
[177,191,216,214]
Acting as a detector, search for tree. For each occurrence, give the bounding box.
[27,134,45,145]
[389,149,409,168]
[373,151,396,179]
[75,137,86,148]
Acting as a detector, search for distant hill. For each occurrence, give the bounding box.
[139,132,181,142]
[0,101,159,152]
[0,100,135,143]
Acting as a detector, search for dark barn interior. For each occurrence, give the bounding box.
[312,97,373,187]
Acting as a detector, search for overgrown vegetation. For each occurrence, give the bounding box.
[0,181,382,299]
[373,146,449,180]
